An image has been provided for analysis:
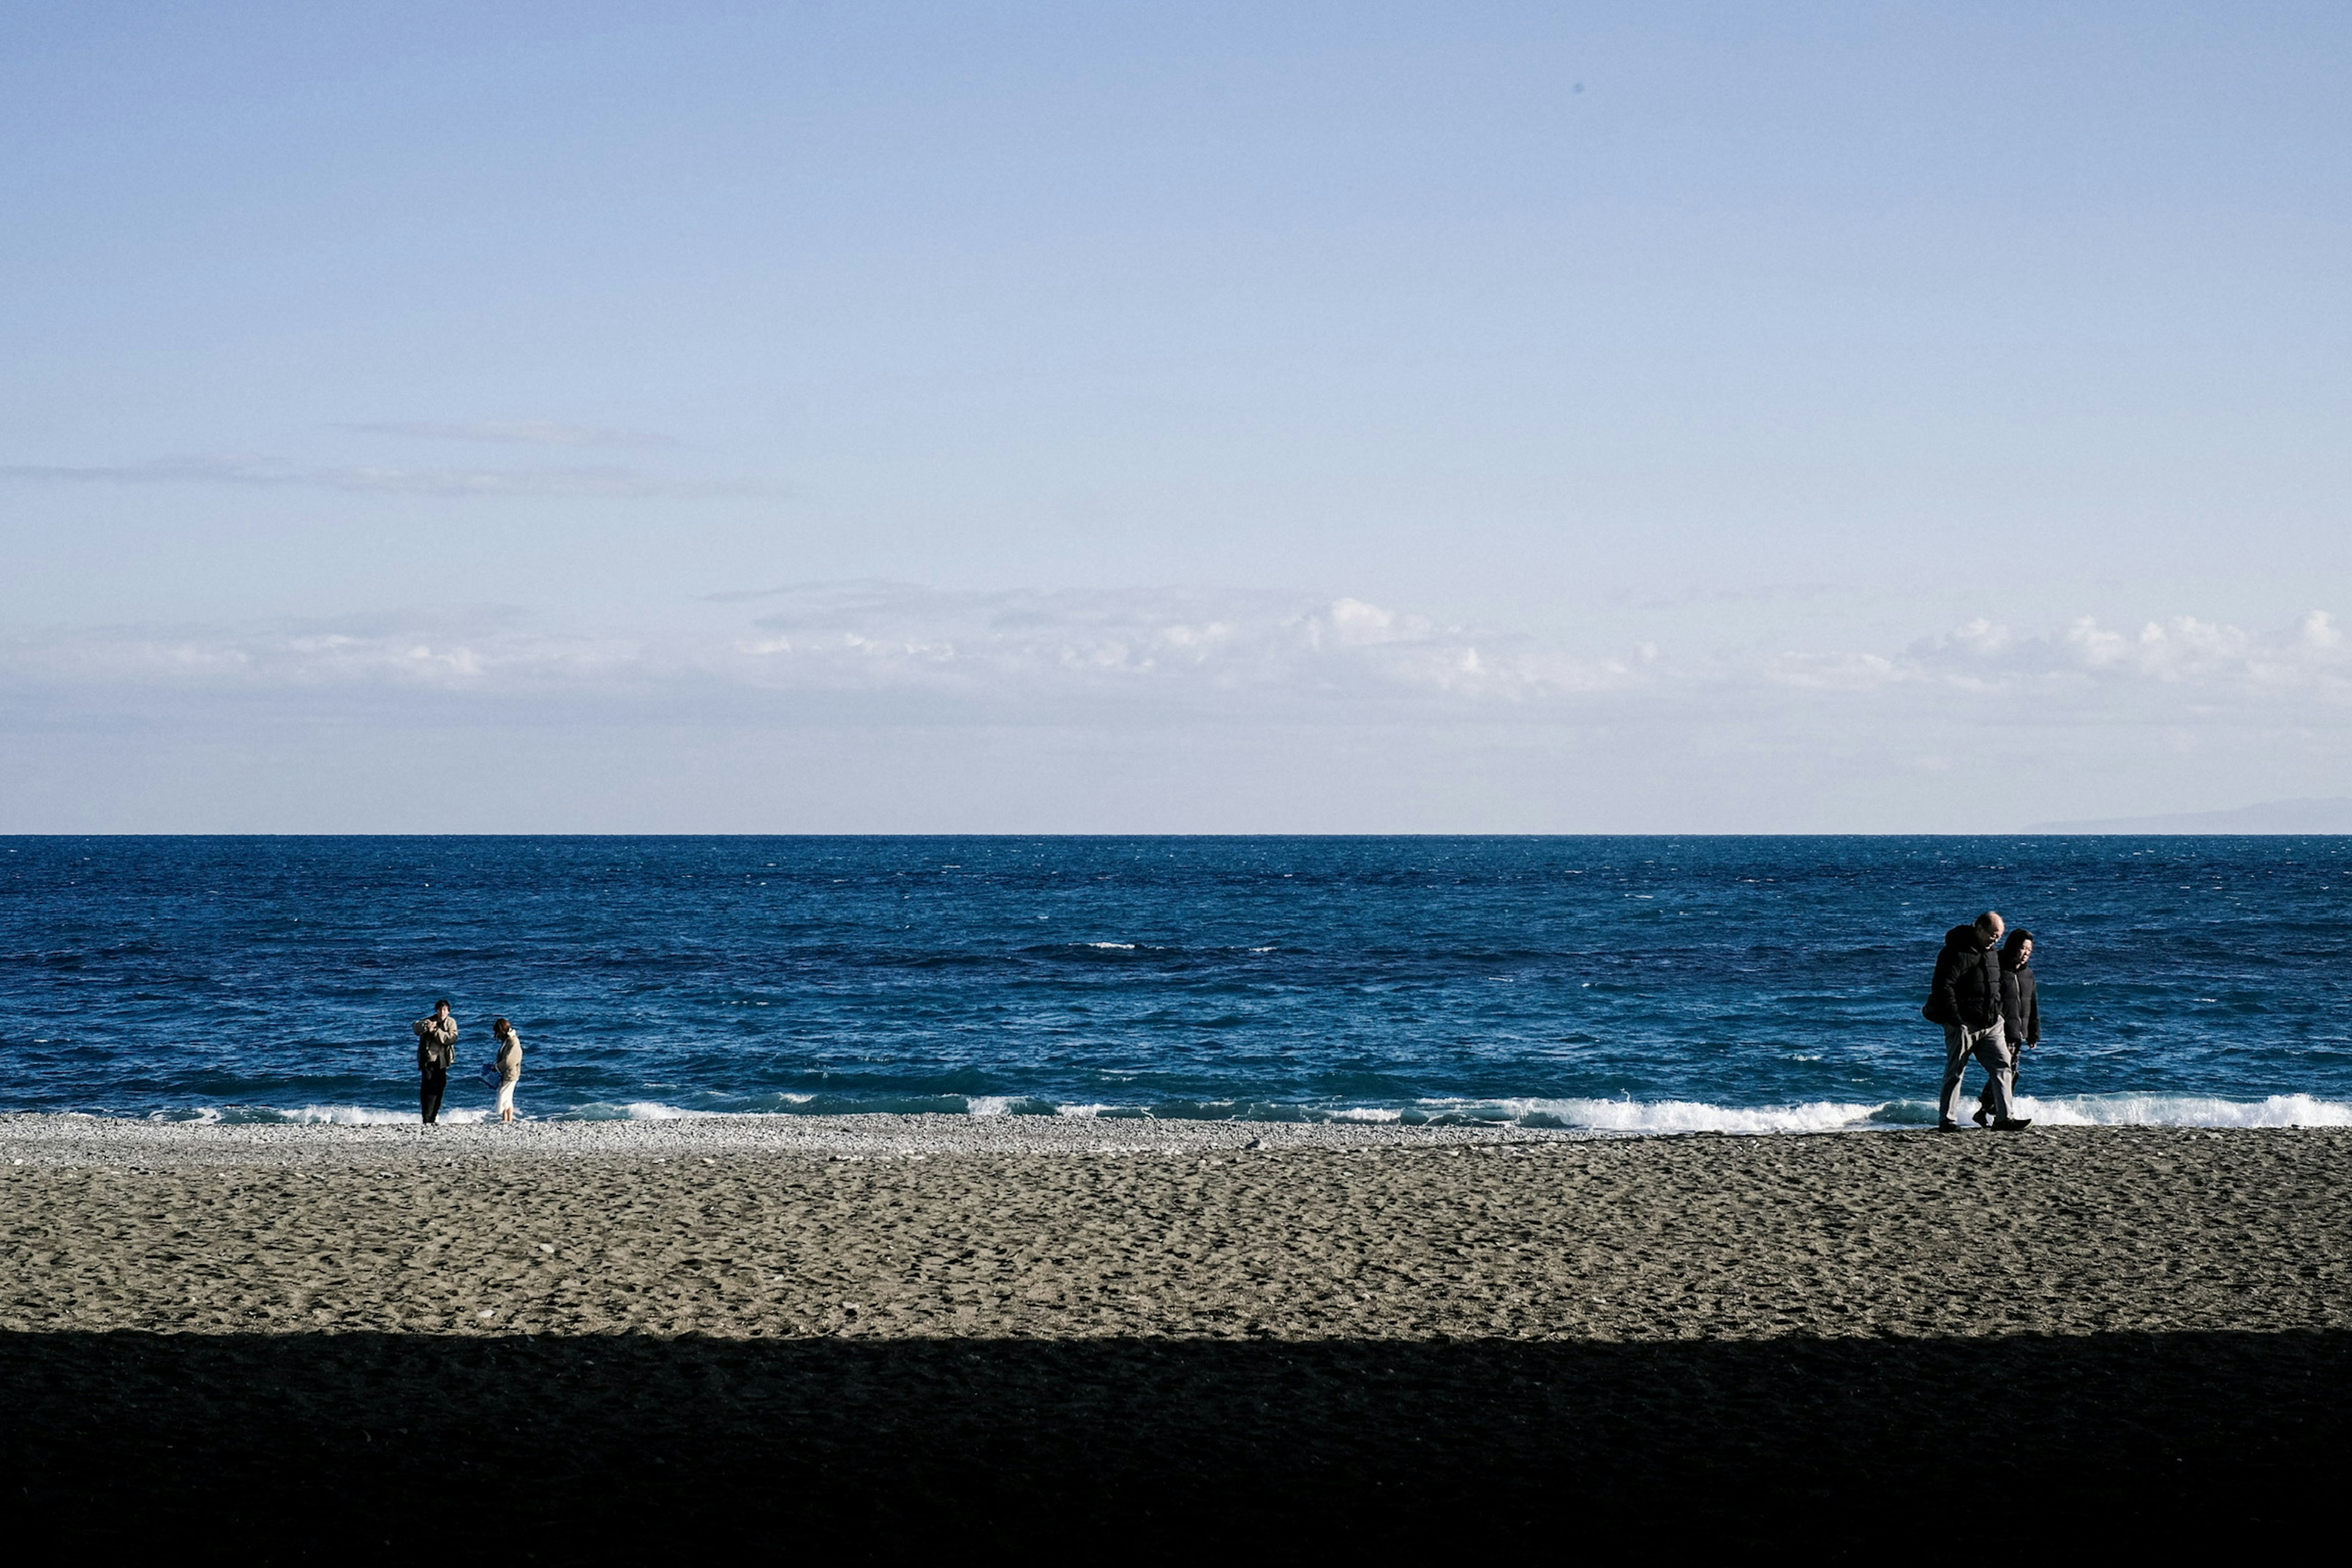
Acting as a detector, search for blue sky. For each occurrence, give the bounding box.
[4,2,2348,829]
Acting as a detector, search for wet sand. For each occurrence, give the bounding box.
[4,1117,2348,1555]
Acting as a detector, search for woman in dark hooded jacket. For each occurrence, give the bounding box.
[1977,929,2040,1125]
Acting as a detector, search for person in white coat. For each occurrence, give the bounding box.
[491,1017,523,1123]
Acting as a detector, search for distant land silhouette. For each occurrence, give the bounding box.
[2030,797,2352,834]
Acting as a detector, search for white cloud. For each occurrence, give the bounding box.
[717,583,1635,707]
[339,421,678,448]
[1735,610,2352,708]
[0,454,752,498]
[0,617,645,701]
[1916,611,2352,694]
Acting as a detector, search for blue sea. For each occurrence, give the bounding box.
[5,835,2350,1132]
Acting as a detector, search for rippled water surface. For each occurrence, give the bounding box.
[5,835,2350,1129]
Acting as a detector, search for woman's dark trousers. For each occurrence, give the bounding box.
[420,1063,448,1125]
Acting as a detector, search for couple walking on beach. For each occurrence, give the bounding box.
[1927,912,2040,1132]
[412,1000,524,1125]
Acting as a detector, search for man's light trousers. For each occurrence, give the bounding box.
[1939,1019,2015,1125]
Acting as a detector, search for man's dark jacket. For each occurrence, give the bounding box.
[2001,958,2040,1047]
[1926,926,2002,1029]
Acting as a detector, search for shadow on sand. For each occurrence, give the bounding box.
[4,1329,2344,1556]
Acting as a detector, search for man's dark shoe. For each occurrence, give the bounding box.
[1991,1117,2033,1131]
[1971,1107,1990,1127]
[1936,1120,1964,1132]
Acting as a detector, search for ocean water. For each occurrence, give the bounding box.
[5,835,2350,1133]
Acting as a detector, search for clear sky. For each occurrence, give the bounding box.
[4,2,2347,831]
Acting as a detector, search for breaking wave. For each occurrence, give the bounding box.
[146,1104,492,1126]
[109,1091,2352,1135]
[2011,1092,2352,1128]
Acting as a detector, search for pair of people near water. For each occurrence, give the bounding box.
[1927,912,2040,1131]
[411,1000,524,1125]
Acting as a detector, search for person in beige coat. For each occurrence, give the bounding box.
[491,1017,523,1123]
[412,1000,458,1125]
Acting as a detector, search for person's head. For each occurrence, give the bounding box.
[492,1017,511,1041]
[1973,911,2005,948]
[434,998,451,1017]
[2002,929,2035,965]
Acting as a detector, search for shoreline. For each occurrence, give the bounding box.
[0,1108,1605,1166]
[7,1085,2350,1164]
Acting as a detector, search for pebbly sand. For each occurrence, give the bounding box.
[4,1115,2348,1555]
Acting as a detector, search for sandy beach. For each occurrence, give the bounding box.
[5,1116,2348,1555]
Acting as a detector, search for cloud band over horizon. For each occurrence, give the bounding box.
[8,583,2345,832]
[7,582,2345,720]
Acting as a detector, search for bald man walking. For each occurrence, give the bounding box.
[1928,912,2030,1132]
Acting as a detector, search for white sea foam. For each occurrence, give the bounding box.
[556,1101,694,1121]
[208,1104,492,1125]
[1408,1092,2352,1134]
[2013,1092,2352,1128]
[1428,1098,1886,1135]
[122,1091,2352,1135]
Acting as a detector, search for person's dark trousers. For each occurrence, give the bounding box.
[1981,1049,2023,1113]
[419,1064,447,1125]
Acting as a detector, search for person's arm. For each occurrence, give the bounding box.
[1931,949,1961,1022]
[2026,983,2040,1047]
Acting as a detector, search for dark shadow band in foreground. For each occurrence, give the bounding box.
[5,1329,2345,1556]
